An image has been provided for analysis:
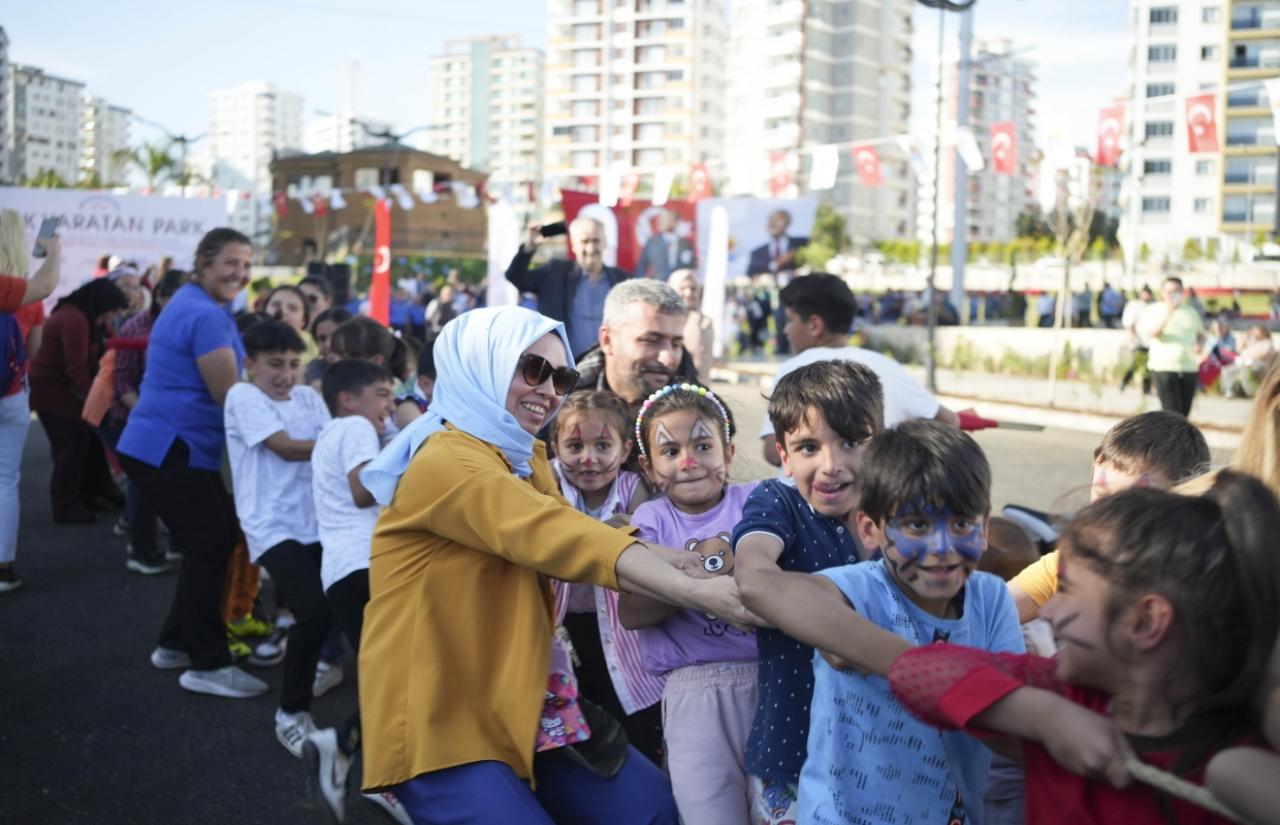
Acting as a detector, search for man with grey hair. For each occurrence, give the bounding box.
[505,217,631,357]
[573,278,698,409]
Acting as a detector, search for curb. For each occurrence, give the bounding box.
[709,365,1243,451]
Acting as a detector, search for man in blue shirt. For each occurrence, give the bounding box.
[503,217,630,358]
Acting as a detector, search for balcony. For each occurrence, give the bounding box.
[1231,7,1280,31]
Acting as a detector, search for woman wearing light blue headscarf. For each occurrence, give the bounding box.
[355,307,751,824]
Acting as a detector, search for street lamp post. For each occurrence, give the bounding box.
[918,0,977,393]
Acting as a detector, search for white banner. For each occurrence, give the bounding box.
[702,205,730,360]
[0,187,225,299]
[487,200,521,307]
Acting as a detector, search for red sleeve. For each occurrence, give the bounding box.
[0,275,26,314]
[889,643,1063,732]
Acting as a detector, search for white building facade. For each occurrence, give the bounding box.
[4,64,85,185]
[0,28,8,183]
[206,81,304,240]
[303,112,391,155]
[726,0,914,245]
[80,96,131,185]
[427,36,544,194]
[1120,1,1227,265]
[542,0,727,186]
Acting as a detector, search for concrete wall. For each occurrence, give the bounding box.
[864,325,1140,376]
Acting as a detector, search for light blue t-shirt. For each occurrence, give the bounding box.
[567,272,611,358]
[798,562,1023,825]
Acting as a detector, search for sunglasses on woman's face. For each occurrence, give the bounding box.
[518,353,579,396]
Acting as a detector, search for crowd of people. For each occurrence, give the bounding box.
[2,212,1279,825]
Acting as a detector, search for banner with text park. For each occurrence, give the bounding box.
[0,187,225,299]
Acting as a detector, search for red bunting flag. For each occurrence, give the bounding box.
[1096,105,1124,167]
[688,163,713,202]
[619,173,641,207]
[312,194,328,217]
[369,199,391,326]
[1185,93,1220,153]
[851,145,883,187]
[274,192,288,217]
[990,122,1017,175]
[768,152,794,197]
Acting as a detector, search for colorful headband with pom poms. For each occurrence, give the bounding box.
[635,383,733,458]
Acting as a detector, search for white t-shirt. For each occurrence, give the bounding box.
[224,383,330,562]
[759,346,940,439]
[311,415,383,591]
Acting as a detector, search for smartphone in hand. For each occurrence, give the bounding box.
[32,217,59,258]
[539,221,568,238]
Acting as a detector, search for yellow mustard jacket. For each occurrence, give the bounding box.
[358,425,636,790]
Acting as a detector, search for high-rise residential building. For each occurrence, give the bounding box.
[303,112,392,154]
[542,0,727,185]
[4,64,85,185]
[206,81,304,240]
[427,36,544,192]
[726,0,914,245]
[0,28,9,183]
[921,39,1037,245]
[80,96,132,185]
[1221,1,1280,245]
[1120,2,1228,264]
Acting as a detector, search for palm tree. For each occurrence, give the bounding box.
[120,142,178,190]
[23,169,70,188]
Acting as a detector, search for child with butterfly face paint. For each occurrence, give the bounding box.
[617,383,761,825]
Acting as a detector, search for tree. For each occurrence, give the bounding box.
[1182,238,1204,262]
[1015,207,1052,239]
[122,142,179,190]
[796,203,848,269]
[1139,242,1151,263]
[1206,237,1220,261]
[1089,237,1108,261]
[22,169,70,188]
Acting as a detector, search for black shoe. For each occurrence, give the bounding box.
[126,544,170,576]
[0,564,23,594]
[53,508,96,525]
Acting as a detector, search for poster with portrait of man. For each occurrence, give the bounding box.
[693,197,819,281]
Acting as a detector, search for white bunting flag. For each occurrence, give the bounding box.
[540,177,560,207]
[953,126,985,173]
[598,171,621,208]
[895,136,928,179]
[416,184,438,204]
[389,184,415,211]
[651,168,674,206]
[298,195,315,215]
[367,184,387,202]
[225,189,240,214]
[330,190,347,210]
[808,145,840,191]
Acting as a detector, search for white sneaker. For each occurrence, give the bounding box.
[150,646,191,670]
[275,709,317,758]
[178,666,269,698]
[363,791,413,825]
[304,727,350,824]
[313,660,344,698]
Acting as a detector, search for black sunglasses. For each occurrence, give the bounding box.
[518,353,579,396]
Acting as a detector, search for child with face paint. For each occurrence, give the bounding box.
[770,419,1022,825]
[890,470,1280,825]
[617,383,762,825]
[550,390,669,766]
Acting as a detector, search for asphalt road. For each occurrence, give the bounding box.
[1,387,1202,824]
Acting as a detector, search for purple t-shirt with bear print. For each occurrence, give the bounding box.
[631,481,760,675]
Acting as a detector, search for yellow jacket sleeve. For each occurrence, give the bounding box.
[387,428,631,590]
[1010,550,1059,608]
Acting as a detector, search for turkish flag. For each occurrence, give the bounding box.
[768,152,794,197]
[1185,93,1220,153]
[369,199,391,325]
[688,163,713,202]
[990,122,1017,175]
[619,173,641,207]
[1096,105,1124,167]
[851,146,883,187]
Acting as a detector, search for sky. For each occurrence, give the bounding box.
[3,0,1128,156]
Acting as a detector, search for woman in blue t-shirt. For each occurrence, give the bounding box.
[117,228,268,700]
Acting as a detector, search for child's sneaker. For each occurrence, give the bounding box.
[303,727,350,824]
[363,791,413,825]
[125,544,169,576]
[249,624,290,667]
[227,633,252,661]
[313,660,343,698]
[178,666,269,698]
[275,709,317,758]
[0,564,23,594]
[227,615,275,640]
[113,515,131,537]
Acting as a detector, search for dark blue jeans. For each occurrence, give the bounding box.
[98,419,158,553]
[394,748,679,825]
